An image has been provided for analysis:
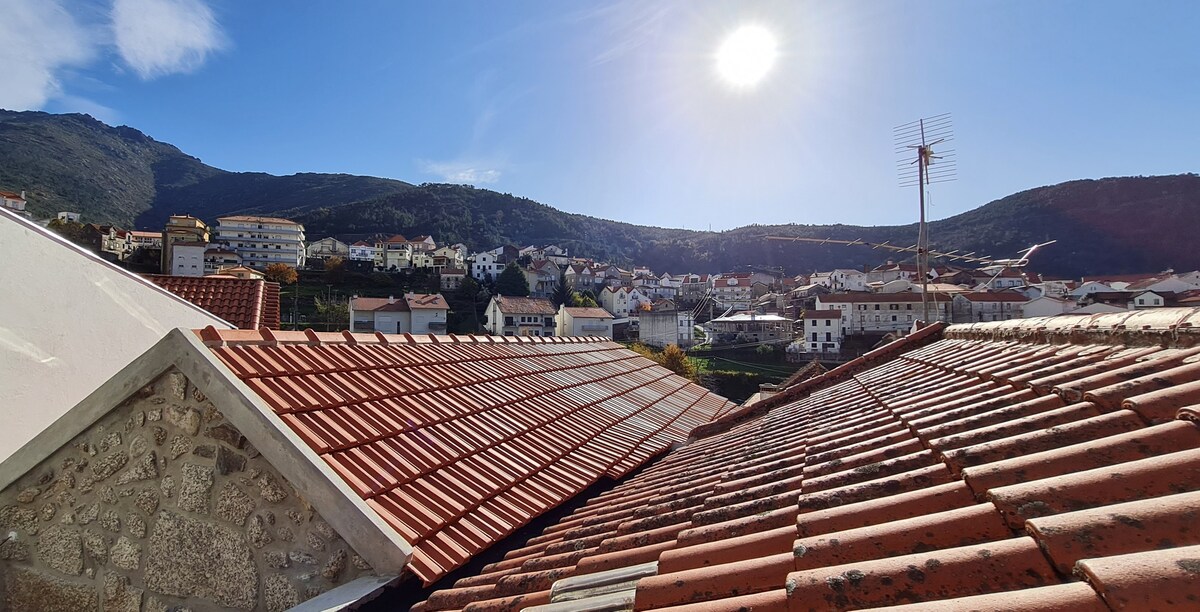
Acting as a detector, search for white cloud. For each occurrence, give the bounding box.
[0,0,94,109]
[420,161,503,185]
[111,0,225,79]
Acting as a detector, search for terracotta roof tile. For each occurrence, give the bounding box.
[412,307,1200,611]
[145,274,280,329]
[197,328,734,584]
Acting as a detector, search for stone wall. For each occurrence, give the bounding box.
[0,368,375,611]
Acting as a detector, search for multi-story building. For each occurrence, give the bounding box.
[378,235,412,271]
[639,300,694,348]
[161,215,210,274]
[802,309,844,353]
[170,243,207,277]
[348,241,378,265]
[349,293,449,335]
[203,247,242,275]
[815,292,952,334]
[214,215,305,269]
[712,273,755,310]
[951,291,1028,323]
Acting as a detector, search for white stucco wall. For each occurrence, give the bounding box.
[0,210,231,462]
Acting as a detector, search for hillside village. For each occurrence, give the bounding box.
[11,193,1199,363]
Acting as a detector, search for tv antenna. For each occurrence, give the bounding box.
[896,113,956,323]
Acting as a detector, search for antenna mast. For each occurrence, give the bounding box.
[896,113,955,324]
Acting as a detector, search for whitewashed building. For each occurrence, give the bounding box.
[214,215,306,269]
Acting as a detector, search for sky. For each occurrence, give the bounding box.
[3,0,1199,231]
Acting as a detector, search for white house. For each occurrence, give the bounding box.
[485,296,557,337]
[305,237,349,261]
[203,247,242,275]
[1021,296,1075,318]
[1130,290,1169,309]
[951,291,1029,323]
[600,286,648,317]
[712,273,755,309]
[0,190,28,216]
[349,293,449,335]
[214,215,306,269]
[639,300,694,348]
[803,309,843,353]
[557,305,615,338]
[378,235,413,271]
[816,292,952,334]
[470,250,504,282]
[524,260,561,297]
[812,269,869,292]
[1070,280,1116,299]
[348,240,378,264]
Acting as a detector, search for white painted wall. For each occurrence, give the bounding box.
[0,211,230,462]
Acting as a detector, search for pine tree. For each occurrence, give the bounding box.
[495,262,530,297]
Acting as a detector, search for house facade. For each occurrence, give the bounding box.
[485,296,557,337]
[816,292,952,334]
[803,309,844,353]
[557,305,615,338]
[214,215,305,269]
[305,237,349,261]
[349,293,449,334]
[951,291,1029,323]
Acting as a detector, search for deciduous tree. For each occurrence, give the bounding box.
[264,263,298,285]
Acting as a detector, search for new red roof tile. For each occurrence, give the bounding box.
[146,274,281,329]
[197,327,734,584]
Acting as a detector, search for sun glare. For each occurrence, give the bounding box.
[715,25,778,88]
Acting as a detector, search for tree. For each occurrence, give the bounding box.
[569,292,598,308]
[264,263,298,285]
[313,296,349,331]
[550,269,571,308]
[324,256,346,284]
[495,262,530,297]
[658,344,698,381]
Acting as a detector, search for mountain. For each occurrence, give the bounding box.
[2,109,1198,279]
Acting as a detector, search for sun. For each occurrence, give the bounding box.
[715,25,779,88]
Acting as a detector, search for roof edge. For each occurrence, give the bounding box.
[175,328,413,573]
[194,326,614,347]
[687,321,948,442]
[944,308,1200,347]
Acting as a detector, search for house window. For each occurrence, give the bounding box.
[825,332,832,342]
[811,332,817,342]
[906,304,913,310]
[874,305,881,310]
[1138,299,1145,305]
[825,320,831,326]
[907,315,913,322]
[889,304,899,310]
[891,315,897,321]
[505,317,515,326]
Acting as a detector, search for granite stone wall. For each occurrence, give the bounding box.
[0,368,375,611]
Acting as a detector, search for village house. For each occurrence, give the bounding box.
[812,268,869,292]
[815,292,952,334]
[1020,295,1076,318]
[440,268,467,292]
[600,285,648,318]
[377,235,413,270]
[305,236,349,262]
[348,240,378,266]
[484,295,557,337]
[556,305,615,338]
[711,273,755,310]
[0,190,28,217]
[952,291,1029,323]
[802,309,844,353]
[203,247,242,275]
[524,260,561,298]
[349,293,449,335]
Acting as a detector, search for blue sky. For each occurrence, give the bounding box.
[5,0,1199,230]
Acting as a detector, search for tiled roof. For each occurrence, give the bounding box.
[564,307,614,320]
[802,309,841,318]
[145,274,280,329]
[414,308,1200,611]
[819,292,951,303]
[492,296,557,315]
[956,290,1029,302]
[353,297,410,312]
[197,328,737,584]
[406,293,450,310]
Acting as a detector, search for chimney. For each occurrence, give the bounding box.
[20,191,25,200]
[387,295,395,304]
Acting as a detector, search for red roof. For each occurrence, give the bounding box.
[144,275,280,329]
[352,296,410,312]
[198,329,737,584]
[414,309,1200,611]
[216,215,301,225]
[819,292,951,303]
[0,191,24,199]
[405,293,449,310]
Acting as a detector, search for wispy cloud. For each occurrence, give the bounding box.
[419,161,503,185]
[0,0,94,109]
[111,0,225,79]
[590,2,676,66]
